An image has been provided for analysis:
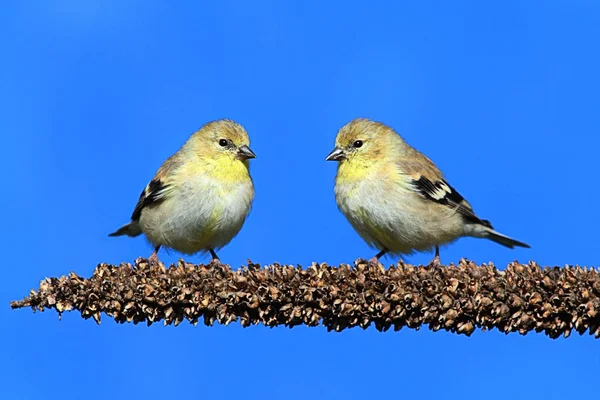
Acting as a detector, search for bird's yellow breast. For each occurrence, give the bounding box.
[183,156,251,185]
[336,159,373,185]
[336,158,399,186]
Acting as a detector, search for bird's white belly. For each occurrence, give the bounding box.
[335,178,461,255]
[140,178,253,254]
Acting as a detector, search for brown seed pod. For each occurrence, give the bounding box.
[9,259,600,339]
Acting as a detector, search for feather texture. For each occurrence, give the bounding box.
[328,117,530,259]
[109,119,256,259]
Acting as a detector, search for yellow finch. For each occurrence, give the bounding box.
[109,119,256,263]
[326,118,529,264]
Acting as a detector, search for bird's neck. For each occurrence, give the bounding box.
[336,158,381,184]
[195,156,251,184]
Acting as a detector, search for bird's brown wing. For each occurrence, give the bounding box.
[130,178,172,221]
[411,175,492,228]
[398,154,493,228]
[130,156,181,221]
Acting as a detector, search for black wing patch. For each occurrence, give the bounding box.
[413,176,493,228]
[131,179,170,221]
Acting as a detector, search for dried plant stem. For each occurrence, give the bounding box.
[10,258,600,339]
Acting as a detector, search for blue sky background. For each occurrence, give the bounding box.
[3,1,599,399]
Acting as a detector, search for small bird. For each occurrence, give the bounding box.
[109,119,256,264]
[326,118,530,265]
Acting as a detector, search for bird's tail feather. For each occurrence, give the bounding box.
[108,222,142,237]
[484,228,530,249]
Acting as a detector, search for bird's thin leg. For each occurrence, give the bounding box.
[369,248,388,264]
[148,246,160,264]
[430,245,441,266]
[209,248,221,265]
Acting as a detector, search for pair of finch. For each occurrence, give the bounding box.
[110,118,529,264]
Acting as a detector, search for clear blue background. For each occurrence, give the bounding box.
[3,1,599,399]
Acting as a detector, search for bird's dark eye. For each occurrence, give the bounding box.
[353,140,363,148]
[218,139,228,147]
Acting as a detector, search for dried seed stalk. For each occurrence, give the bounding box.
[9,258,600,339]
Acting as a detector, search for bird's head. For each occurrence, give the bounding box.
[191,119,257,165]
[325,118,406,165]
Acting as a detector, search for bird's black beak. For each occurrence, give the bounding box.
[325,146,346,161]
[237,145,257,160]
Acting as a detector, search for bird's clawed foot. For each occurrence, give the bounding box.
[428,246,441,267]
[148,246,160,265]
[209,249,222,265]
[368,256,380,265]
[429,255,441,267]
[369,248,388,265]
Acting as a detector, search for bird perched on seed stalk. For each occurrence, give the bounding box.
[326,118,530,265]
[109,119,256,264]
